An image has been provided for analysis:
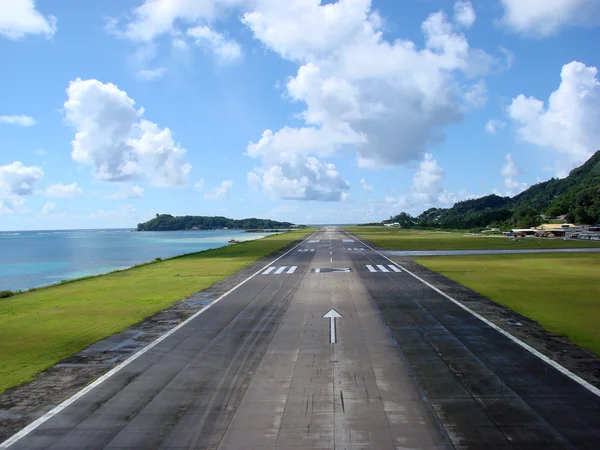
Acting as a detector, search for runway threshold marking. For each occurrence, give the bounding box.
[346,230,600,398]
[322,309,342,344]
[263,266,298,275]
[365,264,402,273]
[0,231,320,450]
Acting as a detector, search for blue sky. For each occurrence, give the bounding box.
[1,0,599,230]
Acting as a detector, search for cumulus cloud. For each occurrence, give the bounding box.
[507,61,600,175]
[453,1,476,28]
[187,26,241,62]
[383,153,467,214]
[205,180,233,200]
[248,156,350,201]
[137,67,167,80]
[360,178,372,192]
[499,0,600,37]
[500,153,528,196]
[0,161,43,214]
[64,78,191,187]
[0,0,56,40]
[243,0,496,173]
[45,182,82,198]
[0,114,35,126]
[485,119,505,134]
[119,0,245,42]
[0,161,43,196]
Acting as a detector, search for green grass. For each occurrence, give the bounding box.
[415,253,600,355]
[345,226,600,250]
[0,229,313,394]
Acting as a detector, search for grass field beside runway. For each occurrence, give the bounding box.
[346,226,600,251]
[415,253,600,355]
[0,229,313,394]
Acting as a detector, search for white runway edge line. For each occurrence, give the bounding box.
[346,230,600,398]
[0,230,320,449]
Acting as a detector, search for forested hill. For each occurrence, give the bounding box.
[385,151,600,230]
[137,215,295,231]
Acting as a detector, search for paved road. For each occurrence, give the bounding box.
[4,227,600,449]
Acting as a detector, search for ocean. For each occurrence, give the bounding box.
[0,229,275,292]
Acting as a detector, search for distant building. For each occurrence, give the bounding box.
[384,222,400,227]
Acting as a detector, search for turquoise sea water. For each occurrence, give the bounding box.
[0,229,274,292]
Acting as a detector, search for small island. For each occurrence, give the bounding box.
[137,214,299,231]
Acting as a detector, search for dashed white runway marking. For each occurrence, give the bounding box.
[262,266,299,275]
[365,264,402,273]
[342,239,354,243]
[297,249,315,252]
[308,240,320,243]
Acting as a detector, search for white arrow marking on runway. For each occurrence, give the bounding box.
[322,309,343,344]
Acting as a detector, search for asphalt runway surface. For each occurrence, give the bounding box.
[3,227,600,449]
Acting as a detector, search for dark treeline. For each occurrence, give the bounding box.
[137,215,296,231]
[377,151,600,230]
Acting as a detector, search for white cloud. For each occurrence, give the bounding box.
[64,78,191,187]
[507,61,600,176]
[248,156,350,201]
[35,148,48,156]
[194,178,205,190]
[383,153,467,214]
[360,177,372,192]
[243,0,495,171]
[41,201,55,215]
[0,115,35,126]
[187,26,241,62]
[120,0,245,42]
[45,182,83,198]
[500,154,528,196]
[453,1,476,28]
[485,119,505,134]
[137,67,167,80]
[0,0,56,40]
[499,0,600,37]
[0,161,43,196]
[105,184,144,199]
[0,161,43,214]
[204,180,233,200]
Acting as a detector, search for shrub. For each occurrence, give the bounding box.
[0,290,14,299]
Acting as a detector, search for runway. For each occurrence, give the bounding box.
[3,227,600,449]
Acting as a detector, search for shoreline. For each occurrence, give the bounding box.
[1,230,277,294]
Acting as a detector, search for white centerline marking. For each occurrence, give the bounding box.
[275,266,286,274]
[376,265,390,273]
[0,230,320,449]
[262,267,276,275]
[388,265,402,273]
[346,230,600,398]
[287,266,297,274]
[366,265,376,273]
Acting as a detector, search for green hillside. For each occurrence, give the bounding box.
[137,214,296,231]
[384,151,600,230]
